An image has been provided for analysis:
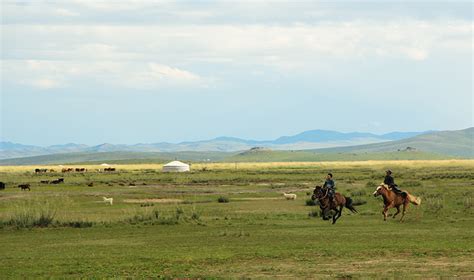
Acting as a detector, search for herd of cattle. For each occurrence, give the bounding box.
[0,167,117,191]
[35,167,116,173]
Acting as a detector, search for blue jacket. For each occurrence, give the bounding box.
[323,179,335,190]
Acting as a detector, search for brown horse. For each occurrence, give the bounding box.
[311,186,357,224]
[373,184,421,222]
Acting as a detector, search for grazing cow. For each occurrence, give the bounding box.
[104,167,116,172]
[18,184,31,191]
[50,178,64,184]
[87,182,94,187]
[62,168,73,173]
[102,197,113,205]
[49,169,56,172]
[40,180,50,184]
[75,168,86,172]
[0,182,5,190]
[35,168,48,173]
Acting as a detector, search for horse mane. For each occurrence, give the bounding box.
[378,184,390,191]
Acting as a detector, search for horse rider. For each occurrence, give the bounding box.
[323,173,336,203]
[384,170,403,194]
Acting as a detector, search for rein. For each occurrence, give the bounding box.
[319,188,329,200]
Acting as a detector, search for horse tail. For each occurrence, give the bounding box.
[407,194,421,205]
[344,197,357,213]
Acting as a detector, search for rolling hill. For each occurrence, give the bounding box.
[311,127,473,157]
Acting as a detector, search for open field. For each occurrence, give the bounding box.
[0,160,473,278]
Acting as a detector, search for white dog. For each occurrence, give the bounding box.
[283,193,297,200]
[102,196,113,205]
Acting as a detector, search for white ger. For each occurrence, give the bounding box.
[162,161,190,172]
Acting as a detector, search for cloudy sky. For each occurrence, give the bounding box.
[1,1,472,146]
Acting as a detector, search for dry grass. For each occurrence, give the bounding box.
[1,159,473,172]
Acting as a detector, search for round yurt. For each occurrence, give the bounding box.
[162,161,190,172]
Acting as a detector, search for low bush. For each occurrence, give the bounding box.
[61,221,94,228]
[352,199,367,206]
[217,196,230,203]
[308,210,320,218]
[350,190,367,196]
[305,199,318,206]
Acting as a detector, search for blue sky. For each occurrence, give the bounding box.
[1,1,473,146]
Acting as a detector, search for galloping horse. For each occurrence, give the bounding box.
[373,184,421,222]
[311,186,357,224]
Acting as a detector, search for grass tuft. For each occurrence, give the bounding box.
[217,196,230,203]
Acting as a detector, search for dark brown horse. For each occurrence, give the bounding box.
[311,186,357,224]
[373,184,421,222]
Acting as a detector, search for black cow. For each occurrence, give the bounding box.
[18,184,31,191]
[50,178,64,184]
[0,182,5,190]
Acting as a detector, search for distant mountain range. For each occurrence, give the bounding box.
[0,129,431,160]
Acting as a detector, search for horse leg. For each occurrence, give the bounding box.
[399,203,407,223]
[382,206,389,221]
[332,206,340,224]
[332,205,343,224]
[392,206,400,219]
[322,207,329,220]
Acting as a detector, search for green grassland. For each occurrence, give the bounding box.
[0,161,473,278]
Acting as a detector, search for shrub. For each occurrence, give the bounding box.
[305,199,318,206]
[352,199,367,206]
[62,221,94,228]
[140,202,154,207]
[350,190,367,197]
[191,210,200,221]
[217,196,230,203]
[308,210,320,218]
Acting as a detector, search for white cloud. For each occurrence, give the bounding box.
[402,48,429,61]
[3,60,204,90]
[29,78,63,89]
[2,21,470,66]
[55,8,80,17]
[123,63,204,89]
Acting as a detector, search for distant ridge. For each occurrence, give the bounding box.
[0,128,471,165]
[0,129,432,160]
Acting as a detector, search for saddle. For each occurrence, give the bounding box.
[389,185,407,198]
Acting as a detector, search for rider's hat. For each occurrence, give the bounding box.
[386,169,392,174]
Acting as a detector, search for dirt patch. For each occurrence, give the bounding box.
[123,198,183,204]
